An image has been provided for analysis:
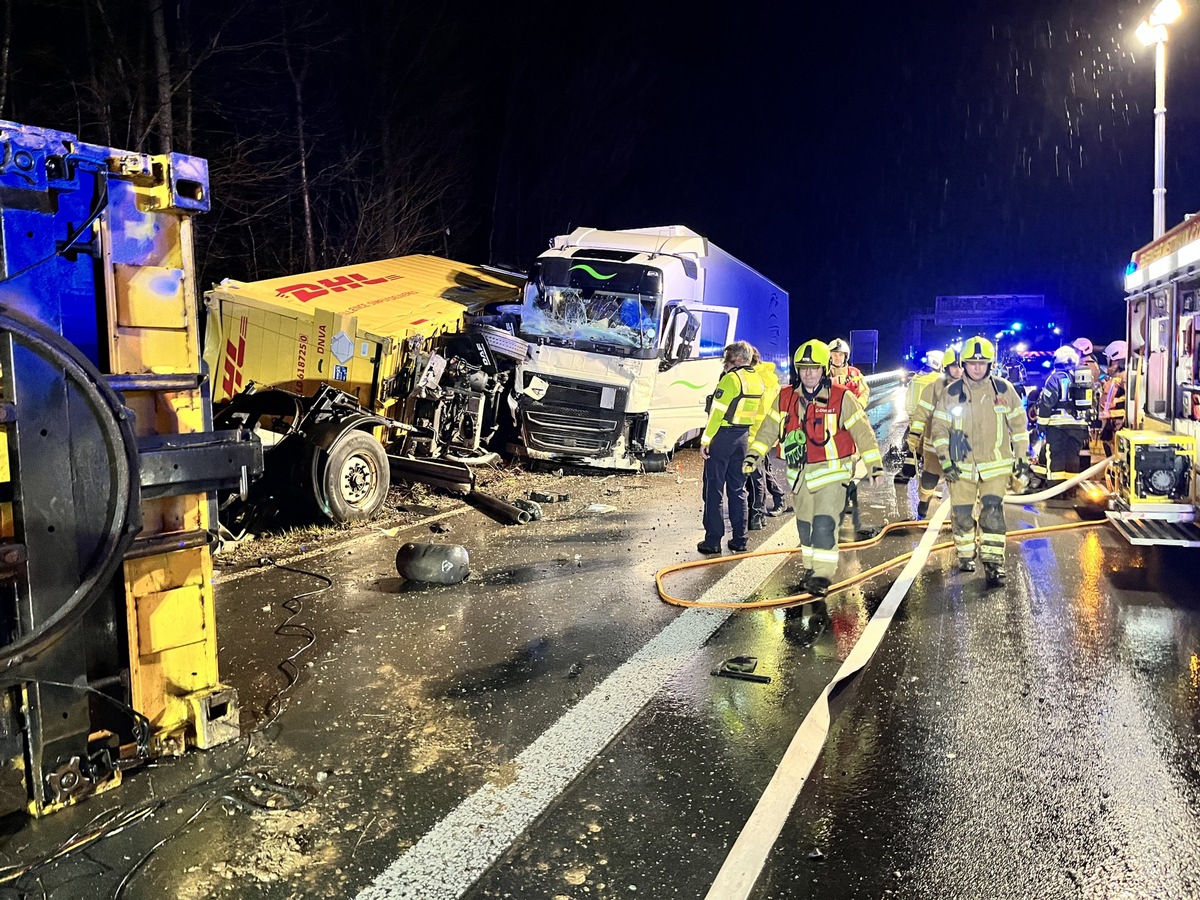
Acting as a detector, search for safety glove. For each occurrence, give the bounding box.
[742,455,759,476]
[943,462,962,484]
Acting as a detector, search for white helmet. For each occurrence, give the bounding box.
[1054,345,1081,366]
[1103,340,1128,362]
[828,338,851,355]
[1072,337,1094,356]
[924,349,945,370]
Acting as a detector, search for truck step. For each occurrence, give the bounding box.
[1107,514,1200,547]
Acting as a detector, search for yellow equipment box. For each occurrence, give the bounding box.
[203,256,522,412]
[1113,429,1196,507]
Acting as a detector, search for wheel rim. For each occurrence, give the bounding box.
[339,451,379,508]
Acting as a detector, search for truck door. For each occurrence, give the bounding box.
[650,302,738,450]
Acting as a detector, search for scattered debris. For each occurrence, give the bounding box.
[711,656,772,684]
[566,662,582,678]
[579,503,619,516]
[429,522,451,534]
[529,490,571,503]
[512,498,544,520]
[395,542,470,584]
[808,847,826,861]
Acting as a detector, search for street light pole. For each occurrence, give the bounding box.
[1138,0,1184,239]
[1153,36,1168,238]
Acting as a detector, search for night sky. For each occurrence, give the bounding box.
[5,0,1200,361]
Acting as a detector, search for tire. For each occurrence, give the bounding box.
[316,430,390,523]
[641,451,672,473]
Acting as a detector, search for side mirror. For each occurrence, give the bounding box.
[659,305,698,371]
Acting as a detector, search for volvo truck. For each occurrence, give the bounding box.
[511,226,788,471]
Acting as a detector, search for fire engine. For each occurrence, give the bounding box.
[1113,216,1200,546]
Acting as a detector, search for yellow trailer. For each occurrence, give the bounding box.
[203,256,524,524]
[203,255,522,413]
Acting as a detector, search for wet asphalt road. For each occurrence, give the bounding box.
[4,387,1200,899]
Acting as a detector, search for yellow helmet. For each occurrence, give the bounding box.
[944,346,962,368]
[960,336,995,362]
[793,340,831,372]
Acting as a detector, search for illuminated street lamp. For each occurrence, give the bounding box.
[1137,0,1184,239]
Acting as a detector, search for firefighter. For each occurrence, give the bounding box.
[895,349,944,483]
[907,345,963,518]
[746,346,784,529]
[1098,340,1128,456]
[1072,336,1102,385]
[744,340,884,597]
[828,338,870,405]
[1031,345,1091,488]
[929,336,1030,587]
[698,341,766,554]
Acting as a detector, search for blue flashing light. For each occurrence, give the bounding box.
[1125,260,1138,276]
[1052,327,1061,335]
[1042,360,1052,369]
[1011,322,1023,331]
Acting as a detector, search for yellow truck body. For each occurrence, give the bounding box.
[203,255,522,413]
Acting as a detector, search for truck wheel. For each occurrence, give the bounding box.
[641,452,672,473]
[318,431,390,523]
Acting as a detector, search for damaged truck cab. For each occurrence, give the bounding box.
[511,226,788,471]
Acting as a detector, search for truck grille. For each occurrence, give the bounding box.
[520,407,623,455]
[525,374,628,412]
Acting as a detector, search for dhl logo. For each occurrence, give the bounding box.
[221,316,248,398]
[275,271,402,303]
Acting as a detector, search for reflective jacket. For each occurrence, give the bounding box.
[1099,370,1126,423]
[905,369,941,417]
[1036,367,1085,426]
[929,375,1029,482]
[908,374,952,453]
[701,366,766,447]
[748,381,883,491]
[830,364,870,406]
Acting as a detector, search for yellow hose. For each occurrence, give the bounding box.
[656,518,1102,610]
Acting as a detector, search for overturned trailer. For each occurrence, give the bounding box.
[203,256,526,524]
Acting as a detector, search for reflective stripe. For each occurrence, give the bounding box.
[843,408,866,429]
[860,448,882,465]
[811,549,839,563]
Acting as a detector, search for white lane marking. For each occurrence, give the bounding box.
[356,524,798,900]
[703,499,952,900]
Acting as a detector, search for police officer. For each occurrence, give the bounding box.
[907,345,963,518]
[1032,345,1090,487]
[895,349,944,483]
[744,340,884,597]
[828,338,870,405]
[929,336,1030,587]
[698,341,766,554]
[1098,340,1128,456]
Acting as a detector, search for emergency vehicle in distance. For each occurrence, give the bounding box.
[1114,216,1200,546]
[513,226,788,471]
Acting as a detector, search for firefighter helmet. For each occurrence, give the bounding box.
[1072,337,1094,357]
[828,338,851,355]
[924,349,945,370]
[944,345,962,368]
[793,340,831,371]
[1103,340,1128,362]
[1054,345,1081,366]
[960,336,995,362]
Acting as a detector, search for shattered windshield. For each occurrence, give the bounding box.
[520,259,662,354]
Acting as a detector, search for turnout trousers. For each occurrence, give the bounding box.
[794,477,847,580]
[703,426,750,548]
[917,448,945,505]
[1034,422,1088,483]
[948,474,1009,565]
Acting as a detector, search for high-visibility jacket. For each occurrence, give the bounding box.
[905,369,941,418]
[754,361,781,412]
[748,381,883,491]
[700,366,766,447]
[1099,370,1126,423]
[909,373,952,452]
[929,374,1029,482]
[830,363,870,406]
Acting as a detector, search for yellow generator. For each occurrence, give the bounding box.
[1107,429,1200,546]
[0,121,261,816]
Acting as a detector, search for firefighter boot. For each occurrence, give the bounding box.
[958,557,976,573]
[984,562,1007,587]
[916,498,930,519]
[805,575,831,597]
